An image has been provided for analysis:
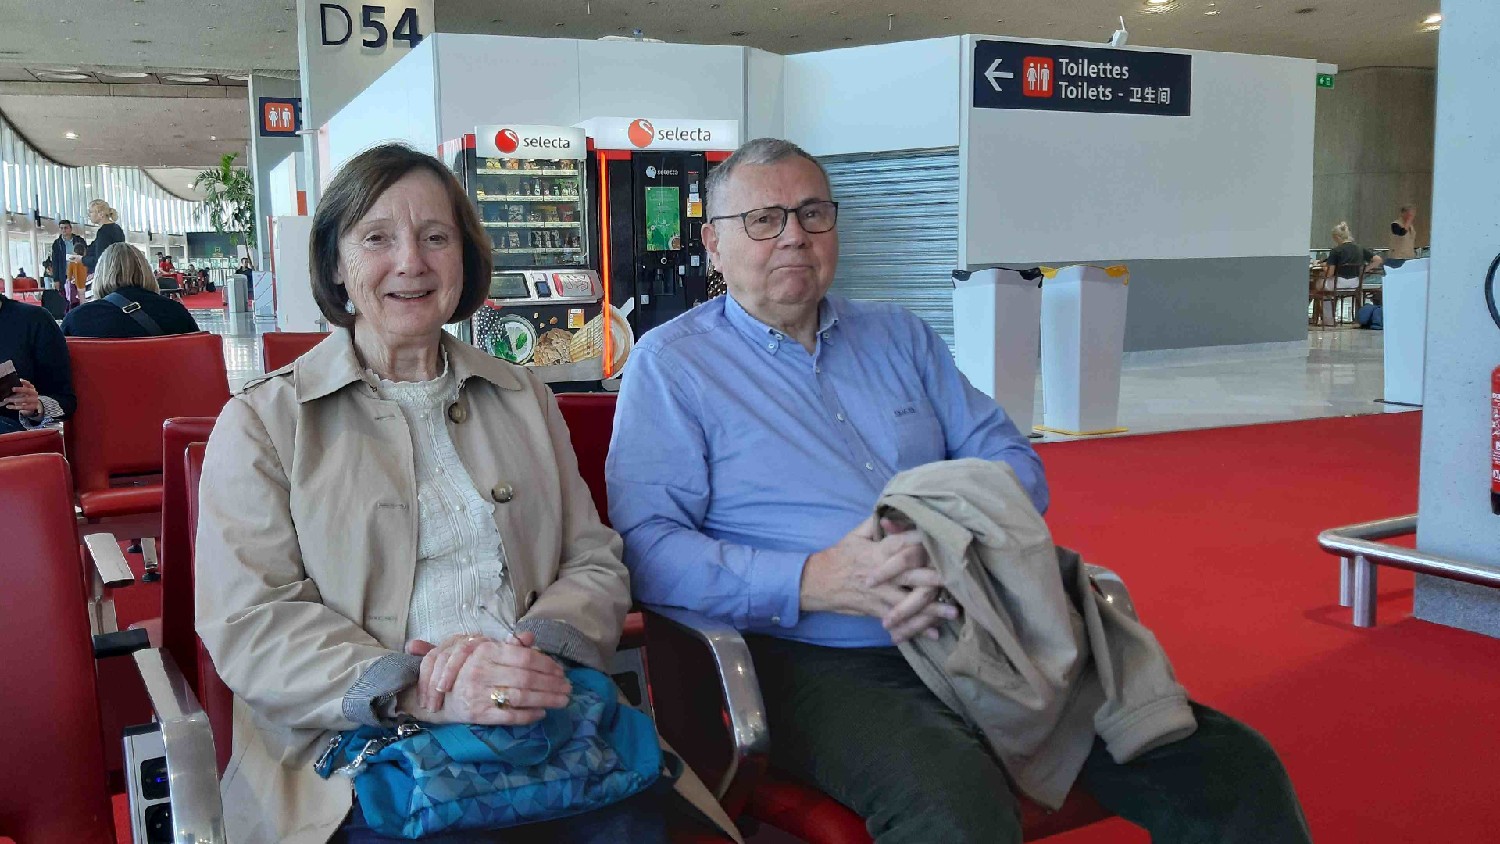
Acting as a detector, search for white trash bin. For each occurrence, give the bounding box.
[1039,264,1130,436]
[225,272,250,314]
[952,268,1044,433]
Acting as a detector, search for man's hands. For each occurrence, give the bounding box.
[401,632,572,726]
[3,379,42,418]
[801,516,957,643]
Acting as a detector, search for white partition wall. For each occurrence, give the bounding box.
[273,215,320,333]
[782,38,962,156]
[325,38,441,173]
[960,39,1315,266]
[1382,258,1429,406]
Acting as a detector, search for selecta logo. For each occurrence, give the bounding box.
[494,128,520,154]
[628,118,655,148]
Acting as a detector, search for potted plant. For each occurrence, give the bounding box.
[192,152,255,250]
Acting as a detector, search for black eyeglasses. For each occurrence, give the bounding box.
[709,200,839,241]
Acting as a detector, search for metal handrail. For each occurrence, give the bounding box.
[1316,514,1500,627]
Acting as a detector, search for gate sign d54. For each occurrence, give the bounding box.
[973,39,1191,117]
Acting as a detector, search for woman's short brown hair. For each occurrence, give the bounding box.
[310,143,491,328]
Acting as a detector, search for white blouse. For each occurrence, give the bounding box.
[372,359,518,645]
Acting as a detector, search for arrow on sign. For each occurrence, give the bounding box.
[984,58,1015,92]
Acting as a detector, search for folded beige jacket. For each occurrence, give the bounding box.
[877,458,1197,809]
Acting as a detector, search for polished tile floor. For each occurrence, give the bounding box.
[194,307,1413,439]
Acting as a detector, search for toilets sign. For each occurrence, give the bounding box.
[972,39,1191,116]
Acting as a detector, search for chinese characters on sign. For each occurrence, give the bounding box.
[973,40,1192,117]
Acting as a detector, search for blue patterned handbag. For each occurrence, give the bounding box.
[313,666,665,839]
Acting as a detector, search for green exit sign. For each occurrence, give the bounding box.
[1317,73,1336,89]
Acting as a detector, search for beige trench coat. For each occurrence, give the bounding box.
[195,329,737,843]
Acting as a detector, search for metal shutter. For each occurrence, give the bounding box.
[819,148,960,347]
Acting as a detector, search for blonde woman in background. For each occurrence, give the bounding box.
[83,198,125,275]
[62,242,199,338]
[1316,222,1382,327]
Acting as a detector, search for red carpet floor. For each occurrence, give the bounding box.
[178,290,224,310]
[1035,411,1500,844]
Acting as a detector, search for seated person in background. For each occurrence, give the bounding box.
[157,253,176,274]
[13,267,31,282]
[0,289,75,433]
[607,137,1311,844]
[62,243,199,338]
[195,143,733,844]
[1316,222,1382,327]
[41,258,54,287]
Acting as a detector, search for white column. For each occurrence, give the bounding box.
[1414,0,1500,636]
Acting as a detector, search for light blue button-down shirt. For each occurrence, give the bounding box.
[606,294,1047,648]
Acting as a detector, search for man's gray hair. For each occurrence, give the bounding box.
[706,137,831,218]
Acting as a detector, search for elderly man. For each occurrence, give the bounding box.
[606,138,1309,843]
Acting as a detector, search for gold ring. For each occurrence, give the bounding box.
[489,687,512,709]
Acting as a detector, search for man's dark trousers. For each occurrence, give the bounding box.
[746,635,1312,844]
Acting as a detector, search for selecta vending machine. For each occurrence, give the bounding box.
[575,117,739,338]
[441,124,632,389]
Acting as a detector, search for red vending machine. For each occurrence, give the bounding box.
[441,124,632,389]
[577,117,739,340]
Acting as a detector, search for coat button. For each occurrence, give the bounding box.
[490,483,515,503]
[447,402,467,424]
[525,590,538,609]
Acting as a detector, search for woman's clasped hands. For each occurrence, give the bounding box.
[404,632,573,726]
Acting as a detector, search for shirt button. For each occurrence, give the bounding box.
[771,615,782,625]
[491,483,515,503]
[836,413,846,422]
[766,342,776,351]
[447,402,467,424]
[815,365,822,374]
[865,462,875,471]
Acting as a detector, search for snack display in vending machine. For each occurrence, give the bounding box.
[441,125,634,389]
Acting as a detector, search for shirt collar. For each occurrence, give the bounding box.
[723,294,841,355]
[293,326,523,403]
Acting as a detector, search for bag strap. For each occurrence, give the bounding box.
[104,292,165,336]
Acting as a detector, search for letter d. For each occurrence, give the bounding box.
[320,3,352,45]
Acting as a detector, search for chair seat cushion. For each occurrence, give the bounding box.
[748,772,1112,843]
[78,485,162,519]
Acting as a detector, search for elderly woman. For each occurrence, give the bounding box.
[83,198,125,275]
[61,243,199,337]
[195,144,735,844]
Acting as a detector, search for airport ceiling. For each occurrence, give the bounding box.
[0,0,1440,181]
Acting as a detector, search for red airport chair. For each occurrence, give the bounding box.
[260,330,329,372]
[0,426,64,459]
[0,453,222,842]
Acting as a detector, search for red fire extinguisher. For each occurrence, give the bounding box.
[1492,367,1500,514]
[1489,253,1500,513]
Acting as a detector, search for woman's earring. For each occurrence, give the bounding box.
[345,298,357,315]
